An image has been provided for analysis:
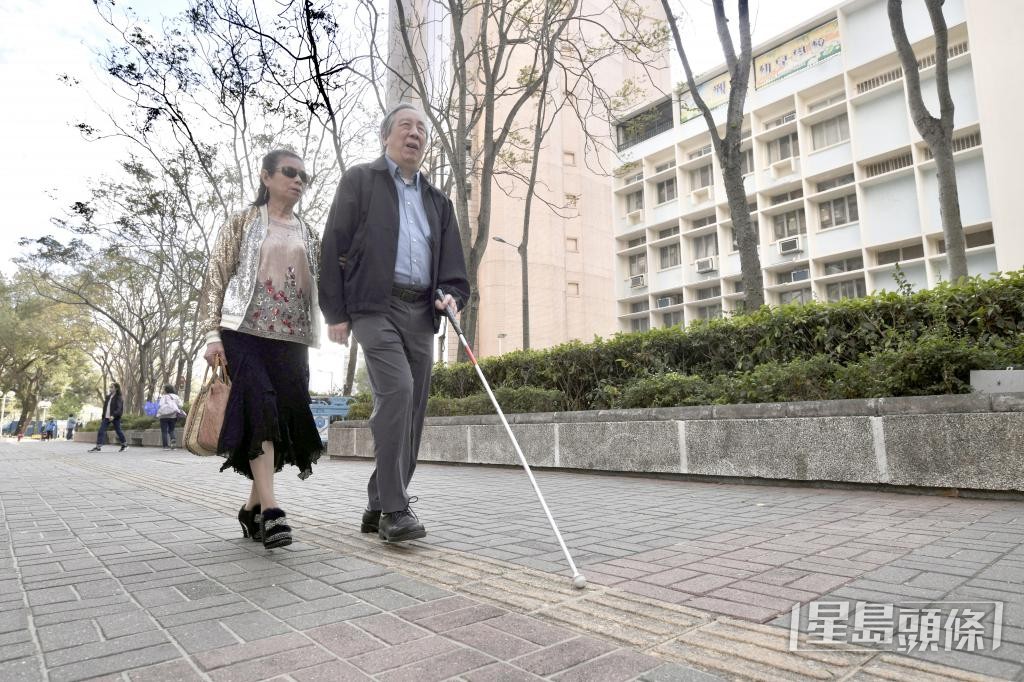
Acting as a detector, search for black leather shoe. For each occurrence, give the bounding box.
[378,508,426,543]
[360,508,381,534]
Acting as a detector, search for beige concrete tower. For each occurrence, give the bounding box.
[389,0,670,359]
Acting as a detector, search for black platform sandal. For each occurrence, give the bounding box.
[260,508,292,549]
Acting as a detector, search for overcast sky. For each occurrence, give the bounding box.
[0,0,829,391]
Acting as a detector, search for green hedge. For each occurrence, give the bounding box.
[427,272,1024,412]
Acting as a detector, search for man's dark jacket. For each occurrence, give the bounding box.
[104,392,123,419]
[318,156,470,332]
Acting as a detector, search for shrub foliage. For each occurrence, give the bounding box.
[424,272,1024,415]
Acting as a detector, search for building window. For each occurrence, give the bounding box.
[631,317,650,332]
[689,143,713,159]
[696,304,722,320]
[826,278,866,302]
[877,243,924,265]
[733,280,745,293]
[654,160,674,173]
[690,164,713,190]
[818,194,859,229]
[658,226,680,239]
[656,178,678,204]
[771,188,803,205]
[660,243,681,269]
[690,214,716,230]
[808,91,845,113]
[662,310,685,327]
[776,268,810,284]
[626,190,643,213]
[616,99,673,151]
[773,209,806,240]
[740,148,754,176]
[823,255,863,275]
[696,285,721,300]
[764,111,796,130]
[811,114,850,150]
[779,287,812,305]
[692,233,719,259]
[816,172,855,192]
[627,236,646,248]
[938,229,994,253]
[628,253,647,276]
[630,301,649,313]
[768,132,799,163]
[567,282,580,296]
[563,151,576,166]
[566,237,579,252]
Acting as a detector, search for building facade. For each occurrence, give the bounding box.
[612,0,1024,333]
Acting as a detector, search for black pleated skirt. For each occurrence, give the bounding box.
[218,329,322,479]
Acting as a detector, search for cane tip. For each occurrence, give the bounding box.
[572,574,587,590]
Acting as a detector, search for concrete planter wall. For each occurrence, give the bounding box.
[74,428,184,449]
[328,394,1024,492]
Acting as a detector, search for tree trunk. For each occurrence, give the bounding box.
[887,0,967,281]
[721,138,763,308]
[932,140,968,280]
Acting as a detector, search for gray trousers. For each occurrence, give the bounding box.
[351,297,434,513]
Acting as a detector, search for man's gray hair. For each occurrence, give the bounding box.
[380,102,429,145]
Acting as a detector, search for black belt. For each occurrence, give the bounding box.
[391,284,430,303]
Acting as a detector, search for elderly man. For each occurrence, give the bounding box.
[319,103,470,543]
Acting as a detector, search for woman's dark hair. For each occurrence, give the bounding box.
[252,149,303,207]
[112,382,121,394]
[163,384,175,394]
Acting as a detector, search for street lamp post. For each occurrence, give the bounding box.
[492,236,530,350]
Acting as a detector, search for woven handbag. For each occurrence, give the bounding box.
[183,359,231,456]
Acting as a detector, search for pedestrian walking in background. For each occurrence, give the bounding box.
[198,148,323,549]
[65,414,76,440]
[89,383,127,452]
[156,384,185,449]
[45,418,57,441]
[319,102,469,543]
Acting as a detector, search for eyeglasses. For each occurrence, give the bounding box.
[276,166,310,184]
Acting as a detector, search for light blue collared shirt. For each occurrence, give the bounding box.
[385,154,432,288]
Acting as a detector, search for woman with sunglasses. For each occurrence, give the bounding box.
[197,149,322,549]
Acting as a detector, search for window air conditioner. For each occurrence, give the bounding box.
[627,209,644,224]
[778,236,802,255]
[629,274,647,288]
[789,268,810,283]
[695,256,717,273]
[656,296,673,308]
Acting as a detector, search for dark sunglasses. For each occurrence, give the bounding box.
[276,166,310,184]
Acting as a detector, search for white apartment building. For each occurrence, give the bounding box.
[612,0,1024,332]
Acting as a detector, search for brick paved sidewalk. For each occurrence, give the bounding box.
[2,439,1022,681]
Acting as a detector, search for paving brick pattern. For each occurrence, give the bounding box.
[1,439,1022,680]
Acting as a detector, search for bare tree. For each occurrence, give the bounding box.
[888,0,966,281]
[659,0,763,309]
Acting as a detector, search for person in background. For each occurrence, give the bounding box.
[89,383,127,452]
[156,384,185,449]
[66,414,76,440]
[197,148,323,549]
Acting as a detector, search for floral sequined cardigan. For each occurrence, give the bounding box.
[198,205,321,348]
